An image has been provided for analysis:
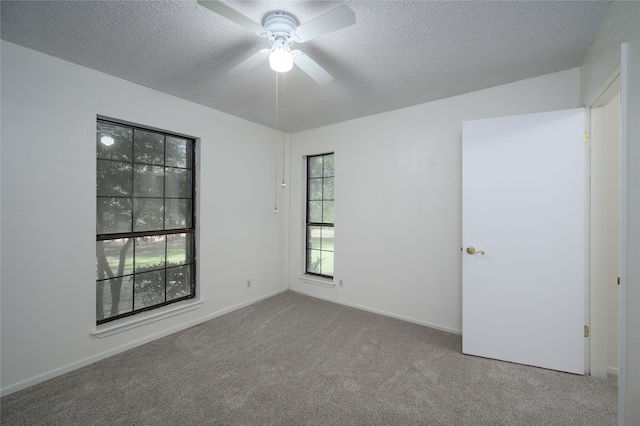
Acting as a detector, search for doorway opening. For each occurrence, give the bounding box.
[589,73,621,379]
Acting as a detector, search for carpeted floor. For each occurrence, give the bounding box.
[1,291,617,425]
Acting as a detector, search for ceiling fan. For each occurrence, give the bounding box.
[197,1,356,85]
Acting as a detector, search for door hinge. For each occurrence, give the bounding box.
[584,325,590,338]
[584,131,590,144]
[618,276,621,285]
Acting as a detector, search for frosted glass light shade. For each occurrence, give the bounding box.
[269,49,293,73]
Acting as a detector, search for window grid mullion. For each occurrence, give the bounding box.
[163,134,167,232]
[132,237,136,312]
[130,133,135,233]
[163,135,167,303]
[98,228,193,241]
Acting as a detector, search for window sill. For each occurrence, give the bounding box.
[298,275,335,288]
[90,299,203,338]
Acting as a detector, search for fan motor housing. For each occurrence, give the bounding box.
[263,12,298,36]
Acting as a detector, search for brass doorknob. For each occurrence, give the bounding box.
[466,246,485,255]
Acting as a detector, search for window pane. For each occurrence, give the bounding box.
[308,201,322,223]
[165,199,191,229]
[323,177,334,200]
[167,233,192,267]
[165,167,190,198]
[97,160,132,197]
[308,178,323,200]
[97,122,132,162]
[323,201,334,223]
[135,235,166,272]
[134,165,164,197]
[321,227,334,251]
[166,136,190,168]
[97,197,132,234]
[134,270,165,309]
[307,249,321,274]
[133,198,164,232]
[96,239,133,279]
[134,129,164,165]
[97,120,196,324]
[307,226,322,249]
[323,154,334,177]
[97,277,133,321]
[308,156,323,178]
[321,251,334,276]
[167,265,192,301]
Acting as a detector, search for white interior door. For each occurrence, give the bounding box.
[462,108,587,374]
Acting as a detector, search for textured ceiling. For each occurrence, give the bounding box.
[1,0,612,133]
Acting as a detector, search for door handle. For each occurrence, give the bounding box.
[466,246,485,255]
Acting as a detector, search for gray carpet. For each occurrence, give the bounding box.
[1,291,617,425]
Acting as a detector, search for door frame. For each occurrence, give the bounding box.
[587,66,621,378]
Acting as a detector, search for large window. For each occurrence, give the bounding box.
[96,119,196,324]
[306,153,334,278]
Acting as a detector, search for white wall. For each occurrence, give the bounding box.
[580,2,640,424]
[287,68,580,333]
[0,41,288,395]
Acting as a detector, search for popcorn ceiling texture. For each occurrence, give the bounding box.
[1,1,612,132]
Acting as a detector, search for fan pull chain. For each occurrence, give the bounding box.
[273,72,279,214]
[281,73,287,189]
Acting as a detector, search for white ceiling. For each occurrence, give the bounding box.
[1,0,612,133]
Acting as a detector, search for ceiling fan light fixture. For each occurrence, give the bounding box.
[199,2,355,83]
[269,39,293,73]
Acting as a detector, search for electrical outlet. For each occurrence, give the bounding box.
[339,279,344,287]
[246,280,252,288]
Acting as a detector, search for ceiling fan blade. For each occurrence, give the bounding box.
[228,49,270,75]
[293,52,333,85]
[197,0,264,34]
[293,5,355,42]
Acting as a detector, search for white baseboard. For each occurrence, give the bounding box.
[289,288,462,336]
[607,366,619,376]
[0,288,288,397]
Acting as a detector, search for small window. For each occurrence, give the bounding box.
[305,153,334,278]
[96,119,196,324]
